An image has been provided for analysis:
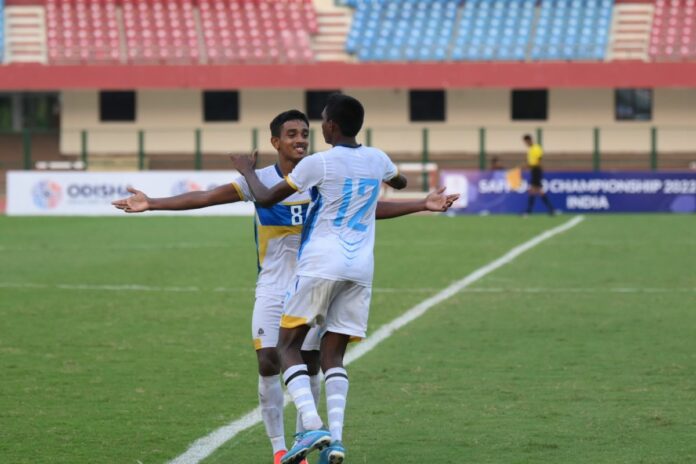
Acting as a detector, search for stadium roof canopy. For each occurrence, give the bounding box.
[0,62,695,90]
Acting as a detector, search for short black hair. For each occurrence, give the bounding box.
[523,134,533,141]
[324,93,364,137]
[270,110,309,137]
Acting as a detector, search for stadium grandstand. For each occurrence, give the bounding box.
[0,0,696,203]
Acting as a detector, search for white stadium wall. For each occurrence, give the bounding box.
[59,88,696,156]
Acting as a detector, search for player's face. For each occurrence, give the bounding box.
[272,119,309,162]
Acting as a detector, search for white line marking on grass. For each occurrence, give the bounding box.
[2,281,692,296]
[167,215,586,464]
[461,287,696,294]
[0,283,467,294]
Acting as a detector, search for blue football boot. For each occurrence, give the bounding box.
[318,440,345,464]
[281,429,332,464]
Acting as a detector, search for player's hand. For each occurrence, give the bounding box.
[230,149,257,174]
[424,187,460,212]
[112,187,150,213]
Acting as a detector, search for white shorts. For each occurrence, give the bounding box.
[252,293,321,351]
[280,276,372,340]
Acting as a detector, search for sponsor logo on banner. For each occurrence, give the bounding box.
[439,170,696,214]
[32,180,63,209]
[171,180,203,195]
[8,171,256,216]
[64,183,131,204]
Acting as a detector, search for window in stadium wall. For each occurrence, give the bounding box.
[203,91,239,122]
[409,90,446,122]
[0,95,11,131]
[615,89,652,121]
[306,90,340,120]
[22,93,60,130]
[511,90,548,121]
[100,91,136,122]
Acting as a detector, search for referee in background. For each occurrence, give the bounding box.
[523,134,556,216]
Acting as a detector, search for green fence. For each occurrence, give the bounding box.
[4,126,695,190]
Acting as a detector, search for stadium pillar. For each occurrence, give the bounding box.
[478,127,486,170]
[138,130,145,170]
[309,128,315,154]
[366,128,372,147]
[536,127,543,147]
[252,127,258,151]
[593,127,600,172]
[421,127,429,191]
[650,127,658,171]
[194,129,202,170]
[81,130,88,170]
[22,128,32,170]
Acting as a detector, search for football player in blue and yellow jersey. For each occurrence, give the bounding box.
[114,109,458,464]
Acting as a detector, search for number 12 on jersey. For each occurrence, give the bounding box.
[333,178,380,232]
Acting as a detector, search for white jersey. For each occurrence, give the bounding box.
[232,164,311,297]
[286,145,399,286]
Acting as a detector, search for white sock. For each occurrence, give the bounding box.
[296,374,322,434]
[258,375,286,454]
[283,364,322,431]
[324,367,349,443]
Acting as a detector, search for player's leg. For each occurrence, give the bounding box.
[296,329,322,434]
[526,190,537,214]
[318,282,371,464]
[252,295,288,463]
[279,278,334,464]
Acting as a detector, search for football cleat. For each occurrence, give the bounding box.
[274,450,287,464]
[318,441,345,464]
[280,429,331,464]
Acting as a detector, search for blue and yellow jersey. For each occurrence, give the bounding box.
[232,164,310,297]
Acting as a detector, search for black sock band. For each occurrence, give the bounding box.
[325,372,349,381]
[284,370,309,386]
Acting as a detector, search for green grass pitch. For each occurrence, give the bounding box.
[1,214,695,464]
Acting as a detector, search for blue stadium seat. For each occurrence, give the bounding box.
[345,0,612,63]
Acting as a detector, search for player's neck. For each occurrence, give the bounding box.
[331,136,359,148]
[277,157,297,177]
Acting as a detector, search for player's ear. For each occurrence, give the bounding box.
[271,136,280,150]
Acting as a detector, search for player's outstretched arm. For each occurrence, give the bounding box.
[375,187,459,219]
[112,184,241,213]
[385,173,408,190]
[230,151,295,207]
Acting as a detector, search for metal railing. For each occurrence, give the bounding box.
[2,125,694,180]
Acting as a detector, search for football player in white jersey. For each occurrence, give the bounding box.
[114,109,458,464]
[231,95,441,464]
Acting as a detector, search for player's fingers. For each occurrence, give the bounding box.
[435,186,446,194]
[127,186,139,195]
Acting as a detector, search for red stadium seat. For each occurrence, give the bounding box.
[46,0,122,64]
[649,0,696,61]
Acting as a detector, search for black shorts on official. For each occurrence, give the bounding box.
[530,166,543,187]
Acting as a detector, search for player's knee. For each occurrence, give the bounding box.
[256,349,281,376]
[301,350,321,375]
[320,350,344,372]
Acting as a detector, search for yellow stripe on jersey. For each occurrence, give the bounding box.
[285,176,299,191]
[280,314,308,328]
[256,224,303,265]
[231,182,245,200]
[253,338,262,351]
[282,199,311,206]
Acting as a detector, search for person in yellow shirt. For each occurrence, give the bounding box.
[523,134,555,215]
